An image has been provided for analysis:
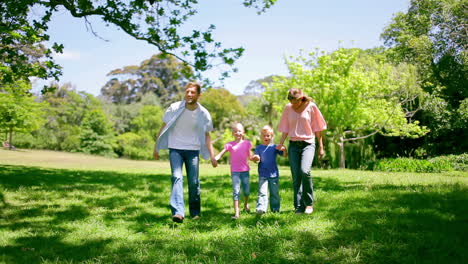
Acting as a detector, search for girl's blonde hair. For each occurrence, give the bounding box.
[231,122,245,132]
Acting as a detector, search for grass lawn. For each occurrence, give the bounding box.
[1,149,467,264]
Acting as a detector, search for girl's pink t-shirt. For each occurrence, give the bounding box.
[224,139,251,172]
[278,102,327,143]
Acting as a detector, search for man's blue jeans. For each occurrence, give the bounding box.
[256,176,280,212]
[288,141,315,212]
[169,148,200,217]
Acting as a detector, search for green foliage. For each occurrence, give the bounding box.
[101,54,191,107]
[115,132,154,160]
[381,0,467,156]
[429,154,468,172]
[79,109,116,157]
[199,87,246,129]
[372,154,468,173]
[0,81,45,147]
[33,83,101,152]
[1,0,276,90]
[265,48,429,168]
[0,1,62,85]
[130,105,163,139]
[114,104,163,160]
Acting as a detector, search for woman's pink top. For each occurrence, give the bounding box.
[224,139,252,172]
[278,102,327,143]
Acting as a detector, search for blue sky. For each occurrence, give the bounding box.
[35,0,410,96]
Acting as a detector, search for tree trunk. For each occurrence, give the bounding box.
[8,126,13,150]
[338,136,346,168]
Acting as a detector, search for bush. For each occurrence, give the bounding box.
[429,154,468,172]
[10,133,36,149]
[373,154,468,173]
[374,157,452,173]
[116,132,154,160]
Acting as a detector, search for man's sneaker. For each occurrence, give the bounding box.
[256,209,265,215]
[172,214,184,223]
[305,206,314,214]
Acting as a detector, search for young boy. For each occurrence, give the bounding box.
[252,125,287,214]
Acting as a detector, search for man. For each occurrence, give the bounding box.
[154,82,217,223]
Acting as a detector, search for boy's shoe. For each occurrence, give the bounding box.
[256,209,265,215]
[172,214,184,223]
[192,215,200,220]
[304,206,314,214]
[231,215,239,220]
[243,207,251,213]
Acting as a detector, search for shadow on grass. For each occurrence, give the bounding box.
[1,164,467,263]
[313,176,468,263]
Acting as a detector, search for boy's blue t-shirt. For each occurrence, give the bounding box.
[255,144,284,178]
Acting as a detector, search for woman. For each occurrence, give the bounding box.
[277,88,327,214]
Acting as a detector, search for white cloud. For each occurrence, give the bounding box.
[53,50,82,61]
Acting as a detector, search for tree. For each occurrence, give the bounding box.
[80,109,116,157]
[101,53,191,107]
[381,0,467,105]
[265,48,429,168]
[115,104,164,160]
[0,1,62,85]
[243,75,278,95]
[35,83,102,151]
[199,87,246,130]
[0,81,45,149]
[381,0,467,155]
[1,0,277,90]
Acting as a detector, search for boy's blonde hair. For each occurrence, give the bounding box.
[261,125,274,136]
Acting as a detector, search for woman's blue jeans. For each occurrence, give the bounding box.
[169,148,200,217]
[288,141,315,212]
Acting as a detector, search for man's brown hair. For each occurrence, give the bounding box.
[186,82,201,94]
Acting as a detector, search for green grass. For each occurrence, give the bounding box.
[1,149,467,264]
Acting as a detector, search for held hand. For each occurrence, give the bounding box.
[153,151,160,160]
[276,144,284,151]
[251,155,260,162]
[211,157,218,167]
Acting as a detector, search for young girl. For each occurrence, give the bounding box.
[215,122,253,219]
[252,125,287,214]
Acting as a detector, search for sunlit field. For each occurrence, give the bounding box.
[1,149,467,264]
